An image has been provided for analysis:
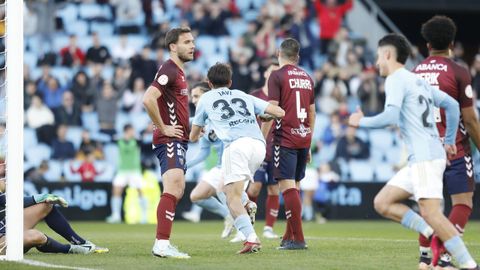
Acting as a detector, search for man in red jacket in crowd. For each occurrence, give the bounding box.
[314,0,353,54]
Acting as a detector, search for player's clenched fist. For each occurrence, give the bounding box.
[348,107,364,128]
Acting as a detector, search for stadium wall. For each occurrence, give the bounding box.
[23,181,480,221]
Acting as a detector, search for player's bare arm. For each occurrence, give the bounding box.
[263,103,285,119]
[189,124,204,143]
[260,100,279,139]
[461,106,480,150]
[143,85,183,138]
[307,104,316,162]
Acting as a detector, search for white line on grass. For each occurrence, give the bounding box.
[307,236,480,246]
[20,259,100,270]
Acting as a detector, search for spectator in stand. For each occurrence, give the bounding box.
[54,91,82,127]
[86,32,112,65]
[112,64,131,95]
[255,18,276,58]
[29,0,57,54]
[150,22,170,50]
[317,83,346,115]
[289,8,316,70]
[330,27,351,67]
[264,0,286,23]
[24,80,38,109]
[314,0,353,54]
[96,81,118,138]
[37,77,66,110]
[357,70,385,116]
[130,46,157,88]
[112,35,136,65]
[70,151,103,183]
[70,71,95,112]
[242,21,258,51]
[35,65,54,90]
[51,125,76,161]
[471,54,480,100]
[189,3,209,36]
[89,63,105,97]
[122,77,145,113]
[76,130,104,161]
[205,2,230,36]
[25,95,55,129]
[452,41,468,68]
[59,35,86,67]
[334,126,369,161]
[230,51,254,93]
[25,160,49,184]
[321,113,345,146]
[23,1,38,39]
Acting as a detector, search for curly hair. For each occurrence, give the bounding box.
[421,15,457,50]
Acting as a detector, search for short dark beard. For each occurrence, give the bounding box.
[178,52,193,63]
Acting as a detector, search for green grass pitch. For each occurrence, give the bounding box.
[1,221,480,270]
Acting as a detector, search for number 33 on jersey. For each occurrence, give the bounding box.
[268,64,315,149]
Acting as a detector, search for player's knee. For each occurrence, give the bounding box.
[24,230,46,247]
[373,196,389,216]
[39,203,53,217]
[190,191,200,202]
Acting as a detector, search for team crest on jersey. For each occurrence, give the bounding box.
[465,85,473,99]
[157,74,169,85]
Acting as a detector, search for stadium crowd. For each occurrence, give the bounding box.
[20,0,480,197]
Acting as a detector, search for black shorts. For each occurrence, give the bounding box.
[154,141,188,176]
[444,155,475,195]
[272,145,308,181]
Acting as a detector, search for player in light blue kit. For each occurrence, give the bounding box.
[190,63,284,254]
[349,34,478,270]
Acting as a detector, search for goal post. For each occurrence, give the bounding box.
[2,0,24,261]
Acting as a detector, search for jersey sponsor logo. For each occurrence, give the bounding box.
[290,124,312,137]
[289,78,312,90]
[415,60,448,72]
[465,85,473,99]
[416,72,440,85]
[228,118,256,127]
[157,74,169,85]
[287,69,308,77]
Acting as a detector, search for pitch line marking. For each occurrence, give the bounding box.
[19,259,100,270]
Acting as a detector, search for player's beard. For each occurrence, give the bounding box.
[178,50,194,63]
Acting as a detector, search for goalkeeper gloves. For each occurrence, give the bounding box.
[33,194,69,207]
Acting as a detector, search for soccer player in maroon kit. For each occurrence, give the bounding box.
[248,63,282,239]
[414,16,480,269]
[142,27,195,259]
[263,38,315,249]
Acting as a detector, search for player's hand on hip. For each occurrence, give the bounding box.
[162,125,184,138]
[348,107,364,128]
[444,144,457,161]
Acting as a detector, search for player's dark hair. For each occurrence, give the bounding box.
[165,27,192,51]
[123,123,133,132]
[378,33,411,64]
[191,81,210,93]
[207,63,232,88]
[421,15,456,50]
[280,38,300,62]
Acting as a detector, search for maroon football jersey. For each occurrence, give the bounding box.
[150,59,190,145]
[414,56,474,160]
[268,64,315,149]
[250,88,274,161]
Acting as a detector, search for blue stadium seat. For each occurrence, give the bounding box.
[104,143,119,167]
[94,161,116,182]
[115,112,131,136]
[90,132,112,143]
[91,22,114,36]
[369,129,394,151]
[24,128,38,150]
[77,37,93,52]
[44,160,63,182]
[50,67,73,86]
[370,147,385,163]
[216,37,235,58]
[101,65,115,81]
[313,113,330,140]
[81,112,100,133]
[24,51,38,70]
[25,144,52,167]
[65,126,83,150]
[53,35,70,52]
[127,35,148,51]
[65,21,89,36]
[56,4,79,25]
[374,163,395,182]
[225,19,248,38]
[385,145,402,165]
[78,3,104,20]
[63,160,82,182]
[130,112,150,135]
[348,160,374,182]
[195,36,217,56]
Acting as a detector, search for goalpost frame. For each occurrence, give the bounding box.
[3,0,24,261]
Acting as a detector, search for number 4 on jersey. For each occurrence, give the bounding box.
[296,91,307,123]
